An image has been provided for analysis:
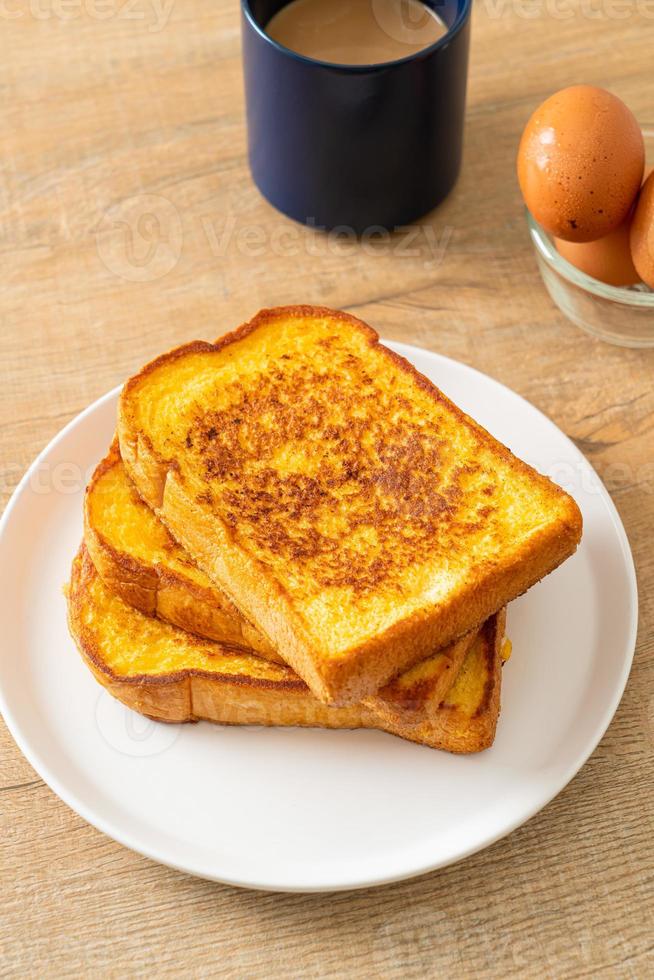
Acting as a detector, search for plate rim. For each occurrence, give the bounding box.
[0,342,639,892]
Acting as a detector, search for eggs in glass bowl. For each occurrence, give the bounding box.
[517,85,654,347]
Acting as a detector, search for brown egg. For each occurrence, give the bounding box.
[518,85,644,242]
[630,171,654,288]
[555,217,640,287]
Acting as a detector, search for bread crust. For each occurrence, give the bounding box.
[365,628,477,726]
[118,305,581,705]
[67,546,504,753]
[84,441,282,662]
[85,443,493,724]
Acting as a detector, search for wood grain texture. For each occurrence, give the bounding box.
[1,1,653,976]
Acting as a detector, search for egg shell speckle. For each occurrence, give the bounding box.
[518,85,644,243]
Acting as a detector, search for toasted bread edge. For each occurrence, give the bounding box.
[88,442,485,714]
[363,627,478,727]
[118,305,580,705]
[396,607,506,754]
[84,442,283,663]
[68,546,502,751]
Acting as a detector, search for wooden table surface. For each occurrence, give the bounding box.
[2,1,653,976]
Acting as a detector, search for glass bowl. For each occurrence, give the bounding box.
[526,126,654,349]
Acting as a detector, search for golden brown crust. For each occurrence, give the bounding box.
[365,627,477,727]
[391,609,506,754]
[118,305,580,705]
[68,547,306,692]
[85,443,492,720]
[84,441,282,662]
[67,546,504,753]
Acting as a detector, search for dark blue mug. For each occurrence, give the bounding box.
[241,0,471,234]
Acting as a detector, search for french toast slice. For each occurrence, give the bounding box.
[85,440,281,662]
[85,443,480,725]
[67,546,505,754]
[118,305,582,704]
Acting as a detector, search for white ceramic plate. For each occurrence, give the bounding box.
[0,342,637,892]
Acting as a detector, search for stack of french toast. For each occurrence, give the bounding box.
[67,306,583,753]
